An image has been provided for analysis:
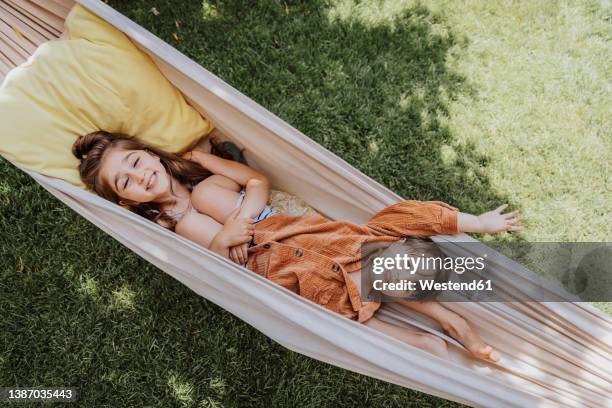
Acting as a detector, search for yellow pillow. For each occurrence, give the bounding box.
[0,4,214,187]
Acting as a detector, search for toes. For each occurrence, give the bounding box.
[476,345,500,363]
[479,345,492,354]
[469,343,501,362]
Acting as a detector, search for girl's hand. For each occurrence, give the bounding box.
[219,208,255,248]
[477,204,525,233]
[229,243,249,265]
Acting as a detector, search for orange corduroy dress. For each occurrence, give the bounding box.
[246,200,459,323]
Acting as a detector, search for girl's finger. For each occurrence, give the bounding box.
[495,204,508,214]
[236,245,243,264]
[231,248,241,264]
[508,225,525,232]
[229,208,241,220]
[503,210,519,219]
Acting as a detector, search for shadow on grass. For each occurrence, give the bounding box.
[0,1,532,407]
[125,0,518,218]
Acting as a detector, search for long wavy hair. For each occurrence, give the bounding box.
[73,131,223,231]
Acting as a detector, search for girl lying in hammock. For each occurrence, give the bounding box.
[73,131,525,363]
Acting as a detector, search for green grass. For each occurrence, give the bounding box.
[1,0,610,406]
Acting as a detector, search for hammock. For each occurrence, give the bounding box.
[1,1,611,406]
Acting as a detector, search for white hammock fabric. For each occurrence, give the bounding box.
[1,1,611,407]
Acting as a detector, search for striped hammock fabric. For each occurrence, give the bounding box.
[1,1,610,406]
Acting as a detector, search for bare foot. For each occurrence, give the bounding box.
[441,314,500,363]
[415,333,449,359]
[364,316,450,359]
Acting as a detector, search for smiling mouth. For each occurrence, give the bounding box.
[146,171,156,190]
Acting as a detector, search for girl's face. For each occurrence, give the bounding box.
[99,147,170,204]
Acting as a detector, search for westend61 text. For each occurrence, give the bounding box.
[372,279,493,292]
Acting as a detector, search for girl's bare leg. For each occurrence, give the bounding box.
[348,268,493,361]
[397,300,500,362]
[364,317,449,359]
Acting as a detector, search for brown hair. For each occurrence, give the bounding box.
[72,131,214,230]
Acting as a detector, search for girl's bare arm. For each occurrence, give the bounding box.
[175,212,226,256]
[458,204,525,233]
[184,151,271,220]
[174,211,253,258]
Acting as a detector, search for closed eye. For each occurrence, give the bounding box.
[133,157,140,168]
[123,177,129,190]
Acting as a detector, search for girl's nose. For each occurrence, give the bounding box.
[129,168,146,184]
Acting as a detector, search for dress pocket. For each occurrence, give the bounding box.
[248,247,273,278]
[314,288,334,305]
[313,284,345,306]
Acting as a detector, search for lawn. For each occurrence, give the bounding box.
[0,0,610,407]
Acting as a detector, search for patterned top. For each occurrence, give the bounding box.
[235,189,279,224]
[267,189,319,217]
[168,189,318,226]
